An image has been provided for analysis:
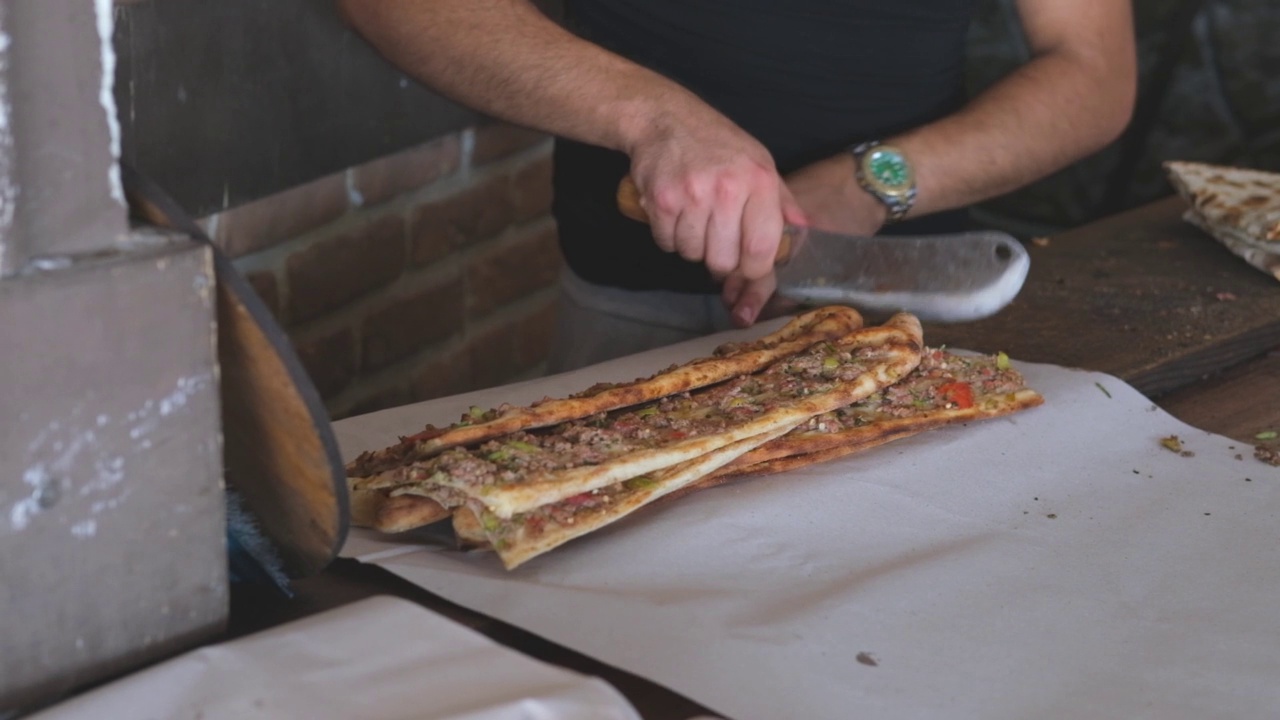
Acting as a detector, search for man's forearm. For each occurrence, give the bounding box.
[890,0,1137,218]
[341,0,803,322]
[338,0,704,155]
[894,49,1136,217]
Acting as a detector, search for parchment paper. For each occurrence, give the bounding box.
[336,323,1280,719]
[29,596,640,720]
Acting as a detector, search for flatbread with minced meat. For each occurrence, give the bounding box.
[355,313,923,520]
[451,350,1043,552]
[721,348,1044,468]
[346,306,863,478]
[456,423,801,569]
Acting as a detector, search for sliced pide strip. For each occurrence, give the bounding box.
[655,349,1043,504]
[701,428,923,485]
[452,504,488,548]
[472,423,802,569]
[345,306,863,477]
[349,486,451,534]
[453,429,923,553]
[726,348,1045,466]
[365,313,923,519]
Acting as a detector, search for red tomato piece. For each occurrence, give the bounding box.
[564,492,595,506]
[939,381,975,409]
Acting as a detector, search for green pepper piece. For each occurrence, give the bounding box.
[624,475,658,491]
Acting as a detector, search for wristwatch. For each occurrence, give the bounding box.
[850,141,917,223]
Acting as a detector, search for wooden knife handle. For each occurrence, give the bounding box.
[616,175,794,262]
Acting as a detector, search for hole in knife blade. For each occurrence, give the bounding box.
[995,243,1013,261]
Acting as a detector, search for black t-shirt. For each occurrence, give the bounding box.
[553,0,976,294]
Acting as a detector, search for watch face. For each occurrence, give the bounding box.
[862,146,914,197]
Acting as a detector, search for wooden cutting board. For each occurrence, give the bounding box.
[924,196,1280,397]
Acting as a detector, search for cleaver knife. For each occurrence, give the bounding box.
[617,176,1029,323]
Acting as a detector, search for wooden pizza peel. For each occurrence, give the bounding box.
[122,165,347,581]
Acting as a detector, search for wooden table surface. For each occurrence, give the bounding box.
[229,195,1280,720]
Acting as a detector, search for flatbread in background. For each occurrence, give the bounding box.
[1165,161,1280,244]
[1182,210,1280,281]
[1165,160,1280,281]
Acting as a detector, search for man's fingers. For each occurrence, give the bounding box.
[729,273,777,328]
[779,183,809,228]
[738,190,784,281]
[643,182,679,253]
[672,206,708,262]
[703,187,745,278]
[721,273,746,307]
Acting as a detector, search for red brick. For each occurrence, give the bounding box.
[467,221,562,317]
[361,272,466,371]
[409,346,473,402]
[290,326,358,398]
[511,151,553,223]
[243,270,281,319]
[341,383,413,420]
[285,215,406,324]
[212,171,350,258]
[466,298,558,390]
[471,122,548,166]
[351,134,462,207]
[408,174,514,264]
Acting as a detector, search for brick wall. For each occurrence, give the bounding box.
[200,122,561,420]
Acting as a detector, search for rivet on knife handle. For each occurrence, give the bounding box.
[616,175,796,262]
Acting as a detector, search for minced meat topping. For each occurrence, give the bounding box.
[393,340,882,494]
[795,348,1029,434]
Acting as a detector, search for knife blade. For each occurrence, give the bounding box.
[775,226,1029,322]
[616,176,1029,322]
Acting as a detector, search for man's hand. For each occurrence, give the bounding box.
[721,153,889,327]
[627,109,803,323]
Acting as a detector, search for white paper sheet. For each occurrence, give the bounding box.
[30,596,641,720]
[335,324,1280,719]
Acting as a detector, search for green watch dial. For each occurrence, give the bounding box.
[866,148,912,191]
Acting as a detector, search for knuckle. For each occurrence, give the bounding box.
[651,186,682,215]
[682,174,713,205]
[712,175,740,203]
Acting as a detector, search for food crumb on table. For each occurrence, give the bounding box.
[1254,445,1280,467]
[856,652,879,667]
